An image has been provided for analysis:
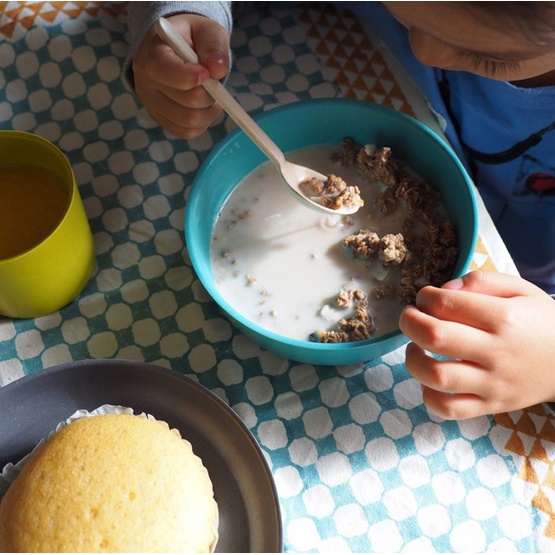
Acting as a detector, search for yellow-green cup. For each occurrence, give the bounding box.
[0,131,95,318]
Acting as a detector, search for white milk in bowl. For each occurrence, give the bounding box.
[210,140,458,343]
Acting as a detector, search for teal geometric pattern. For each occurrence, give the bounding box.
[0,3,541,551]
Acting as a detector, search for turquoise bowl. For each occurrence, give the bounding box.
[185,99,478,365]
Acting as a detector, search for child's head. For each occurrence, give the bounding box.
[383,1,555,85]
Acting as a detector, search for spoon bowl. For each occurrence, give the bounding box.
[155,17,360,217]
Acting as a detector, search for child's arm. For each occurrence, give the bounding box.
[399,270,555,419]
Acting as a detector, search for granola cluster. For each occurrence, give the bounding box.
[315,137,459,344]
[300,173,364,210]
[312,289,376,343]
[344,231,410,266]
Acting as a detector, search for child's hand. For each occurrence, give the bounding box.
[132,14,230,139]
[399,270,555,419]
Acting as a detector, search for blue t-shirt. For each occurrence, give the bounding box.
[346,2,555,293]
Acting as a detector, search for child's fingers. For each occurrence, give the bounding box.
[136,89,220,139]
[399,304,493,364]
[420,386,489,420]
[138,39,209,90]
[404,342,487,396]
[154,83,218,111]
[443,270,542,298]
[413,285,516,332]
[405,344,497,420]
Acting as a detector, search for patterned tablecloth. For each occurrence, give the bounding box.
[1,2,555,552]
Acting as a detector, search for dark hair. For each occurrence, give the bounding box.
[462,1,555,46]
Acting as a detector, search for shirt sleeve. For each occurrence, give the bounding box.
[123,1,233,91]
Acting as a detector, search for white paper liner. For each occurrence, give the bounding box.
[0,404,219,552]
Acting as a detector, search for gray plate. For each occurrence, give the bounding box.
[0,359,282,553]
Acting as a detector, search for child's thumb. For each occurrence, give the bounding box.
[195,22,231,81]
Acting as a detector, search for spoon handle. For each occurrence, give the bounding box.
[155,17,286,168]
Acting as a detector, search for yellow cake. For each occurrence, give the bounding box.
[0,413,219,552]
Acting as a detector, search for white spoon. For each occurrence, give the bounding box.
[155,17,361,217]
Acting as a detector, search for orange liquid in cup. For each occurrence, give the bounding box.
[0,164,70,260]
